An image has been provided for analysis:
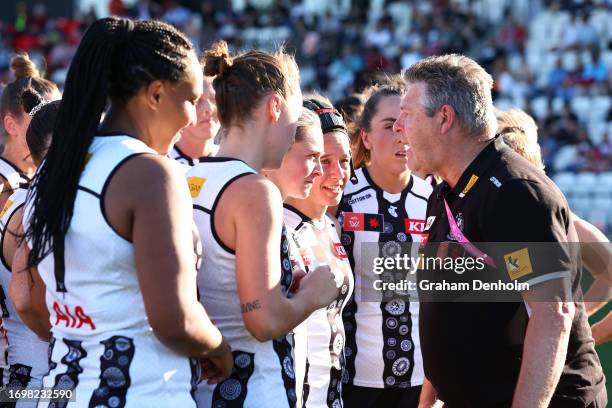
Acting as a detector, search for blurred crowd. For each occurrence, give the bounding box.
[1,0,612,174]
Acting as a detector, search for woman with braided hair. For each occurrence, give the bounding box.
[13,17,232,407]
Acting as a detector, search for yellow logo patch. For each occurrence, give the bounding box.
[459,174,479,197]
[504,248,533,280]
[187,177,206,198]
[0,200,12,218]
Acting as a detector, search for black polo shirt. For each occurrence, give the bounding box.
[418,137,605,407]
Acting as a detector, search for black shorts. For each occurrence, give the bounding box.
[343,384,422,408]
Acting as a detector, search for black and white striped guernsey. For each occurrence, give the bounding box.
[284,205,354,408]
[338,167,432,389]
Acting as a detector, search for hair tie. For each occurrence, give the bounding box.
[29,100,49,117]
[115,19,135,48]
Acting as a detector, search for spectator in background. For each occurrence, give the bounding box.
[591,132,612,173]
[163,0,192,29]
[499,10,527,54]
[336,92,365,135]
[544,102,582,145]
[584,50,609,84]
[399,42,425,70]
[561,11,581,50]
[576,12,599,49]
[366,15,394,49]
[0,0,610,175]
[547,59,569,99]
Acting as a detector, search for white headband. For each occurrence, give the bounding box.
[28,100,49,117]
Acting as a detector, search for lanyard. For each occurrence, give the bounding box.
[443,198,497,268]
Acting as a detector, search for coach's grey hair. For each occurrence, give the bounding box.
[402,54,496,137]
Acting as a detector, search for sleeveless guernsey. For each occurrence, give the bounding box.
[339,168,432,389]
[187,158,298,408]
[284,206,354,408]
[0,188,49,406]
[0,156,29,386]
[24,135,200,407]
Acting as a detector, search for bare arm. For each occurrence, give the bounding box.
[230,177,338,341]
[512,280,574,408]
[573,215,612,316]
[2,205,23,271]
[109,154,228,360]
[417,378,438,408]
[9,243,51,341]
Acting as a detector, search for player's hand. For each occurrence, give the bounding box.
[200,338,233,384]
[299,264,339,309]
[289,269,307,293]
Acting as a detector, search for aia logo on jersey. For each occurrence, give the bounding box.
[342,212,385,232]
[333,243,348,259]
[53,302,96,330]
[405,218,426,234]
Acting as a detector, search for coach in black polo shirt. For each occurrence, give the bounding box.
[393,54,606,407]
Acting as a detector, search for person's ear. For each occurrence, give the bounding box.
[3,114,20,139]
[361,128,372,150]
[144,80,165,110]
[439,104,456,135]
[266,93,283,123]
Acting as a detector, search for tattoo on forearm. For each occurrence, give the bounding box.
[241,300,261,314]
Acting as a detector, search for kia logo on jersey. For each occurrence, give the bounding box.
[333,243,348,259]
[405,218,426,234]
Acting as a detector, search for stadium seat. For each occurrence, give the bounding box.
[588,122,607,144]
[569,197,591,218]
[553,146,578,172]
[586,208,608,232]
[554,172,577,194]
[592,196,612,211]
[590,97,611,124]
[531,96,549,119]
[571,96,591,123]
[561,51,579,71]
[573,172,598,196]
[597,172,612,191]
